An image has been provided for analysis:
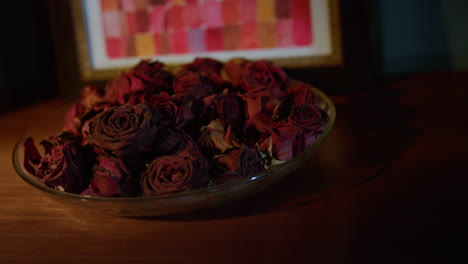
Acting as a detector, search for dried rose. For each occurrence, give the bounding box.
[63,103,85,135]
[147,92,179,127]
[81,156,129,197]
[198,119,240,155]
[88,104,158,157]
[224,58,250,86]
[152,128,197,156]
[129,60,173,92]
[245,113,274,134]
[214,93,245,126]
[183,57,223,75]
[288,104,329,146]
[215,145,263,177]
[240,60,287,99]
[105,73,147,104]
[63,86,107,135]
[287,82,317,107]
[23,135,88,193]
[140,151,209,196]
[237,145,263,177]
[258,121,305,161]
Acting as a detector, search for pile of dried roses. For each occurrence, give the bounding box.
[23,58,329,197]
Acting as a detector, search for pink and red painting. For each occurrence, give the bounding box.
[99,0,313,58]
[79,0,338,76]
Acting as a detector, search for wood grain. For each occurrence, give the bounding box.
[1,73,467,263]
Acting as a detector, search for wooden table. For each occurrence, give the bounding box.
[1,73,467,263]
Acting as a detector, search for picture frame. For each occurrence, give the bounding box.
[71,0,343,81]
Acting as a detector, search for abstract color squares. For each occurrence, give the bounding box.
[275,0,290,18]
[239,0,257,23]
[151,0,166,5]
[167,6,186,31]
[202,1,223,28]
[170,30,188,54]
[120,0,136,12]
[222,0,239,25]
[135,10,150,33]
[241,23,258,49]
[257,0,276,22]
[126,37,137,57]
[103,11,122,37]
[149,6,166,33]
[292,19,312,46]
[223,25,241,50]
[101,0,119,11]
[106,38,126,58]
[276,19,292,47]
[185,3,202,28]
[258,22,276,48]
[126,12,138,35]
[205,28,223,51]
[188,29,206,53]
[154,33,170,54]
[134,0,150,10]
[135,34,155,57]
[290,0,311,19]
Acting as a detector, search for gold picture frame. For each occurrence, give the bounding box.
[72,0,342,81]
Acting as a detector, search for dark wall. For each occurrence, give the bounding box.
[0,0,57,112]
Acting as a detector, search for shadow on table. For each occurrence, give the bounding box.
[135,89,421,221]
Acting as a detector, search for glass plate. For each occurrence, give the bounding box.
[12,87,336,217]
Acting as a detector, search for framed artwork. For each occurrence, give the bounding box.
[72,0,342,81]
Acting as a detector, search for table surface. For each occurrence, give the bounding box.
[1,73,467,264]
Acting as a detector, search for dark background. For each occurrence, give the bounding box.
[0,0,467,113]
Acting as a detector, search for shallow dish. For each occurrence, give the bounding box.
[13,87,335,217]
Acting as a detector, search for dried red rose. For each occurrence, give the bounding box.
[23,135,88,193]
[140,151,209,196]
[88,104,158,157]
[81,156,129,197]
[183,57,223,75]
[288,104,329,146]
[147,92,179,127]
[215,145,263,178]
[258,121,305,161]
[240,60,287,99]
[214,93,245,126]
[198,119,240,154]
[63,86,107,135]
[287,82,317,107]
[224,58,250,86]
